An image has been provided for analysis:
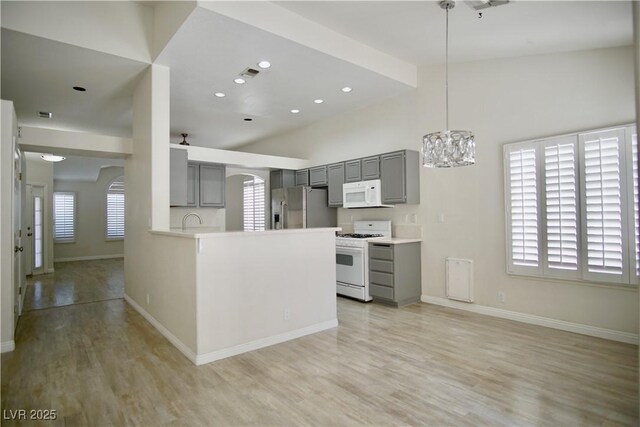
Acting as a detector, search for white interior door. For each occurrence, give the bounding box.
[13,143,23,321]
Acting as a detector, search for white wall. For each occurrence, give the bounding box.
[195,229,338,362]
[53,166,124,261]
[24,152,54,273]
[239,46,639,335]
[125,64,195,349]
[1,100,18,350]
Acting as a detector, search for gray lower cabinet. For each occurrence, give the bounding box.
[270,169,295,190]
[199,163,226,207]
[170,148,188,206]
[186,162,199,207]
[380,150,420,205]
[369,241,421,307]
[327,162,345,207]
[309,165,328,187]
[362,155,380,180]
[295,169,309,186]
[344,159,362,183]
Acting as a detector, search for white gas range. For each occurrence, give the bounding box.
[335,220,392,302]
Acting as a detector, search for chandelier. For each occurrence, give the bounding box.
[422,1,475,168]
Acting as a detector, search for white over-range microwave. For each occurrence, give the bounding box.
[342,179,392,209]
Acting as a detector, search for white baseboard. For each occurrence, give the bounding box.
[54,254,124,263]
[1,341,15,353]
[421,296,638,344]
[195,319,339,366]
[123,294,198,364]
[125,294,338,366]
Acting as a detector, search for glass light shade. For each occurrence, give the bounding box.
[422,130,475,168]
[40,154,66,162]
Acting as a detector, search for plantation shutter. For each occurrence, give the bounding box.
[243,176,265,231]
[506,144,540,272]
[579,128,628,282]
[632,131,639,277]
[53,192,75,241]
[625,126,639,279]
[543,138,579,275]
[106,177,125,239]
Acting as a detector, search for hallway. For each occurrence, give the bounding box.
[23,259,124,311]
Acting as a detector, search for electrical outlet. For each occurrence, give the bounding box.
[497,291,506,303]
[438,213,445,223]
[283,307,291,321]
[410,213,417,224]
[146,293,150,305]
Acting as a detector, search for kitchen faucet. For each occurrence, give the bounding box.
[182,212,203,231]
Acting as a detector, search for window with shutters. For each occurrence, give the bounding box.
[53,192,75,242]
[243,176,265,231]
[106,176,125,240]
[504,125,638,286]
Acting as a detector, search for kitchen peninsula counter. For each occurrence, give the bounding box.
[126,226,339,366]
[150,227,340,239]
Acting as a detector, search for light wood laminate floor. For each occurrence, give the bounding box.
[2,260,637,426]
[24,259,124,311]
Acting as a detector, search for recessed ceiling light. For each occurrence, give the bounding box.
[214,92,226,98]
[38,111,52,119]
[234,78,246,85]
[40,154,66,162]
[244,118,253,122]
[341,86,353,93]
[290,109,300,114]
[313,99,324,104]
[257,61,271,69]
[73,86,86,92]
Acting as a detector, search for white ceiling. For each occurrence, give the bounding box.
[276,1,633,65]
[155,6,413,149]
[1,29,148,137]
[1,1,633,149]
[53,155,124,182]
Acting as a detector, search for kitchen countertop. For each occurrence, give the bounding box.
[151,227,341,239]
[370,238,422,245]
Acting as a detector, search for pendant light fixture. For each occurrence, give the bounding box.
[422,1,475,168]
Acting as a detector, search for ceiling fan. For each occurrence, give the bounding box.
[466,0,510,10]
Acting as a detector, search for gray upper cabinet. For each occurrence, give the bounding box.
[186,162,199,207]
[327,163,345,207]
[199,163,225,207]
[362,156,380,180]
[295,169,309,187]
[380,150,420,205]
[309,165,328,187]
[270,169,295,190]
[344,160,362,183]
[170,148,188,206]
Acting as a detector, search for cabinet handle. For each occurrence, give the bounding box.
[372,244,391,248]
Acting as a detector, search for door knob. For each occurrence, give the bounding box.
[27,233,32,237]
[14,246,23,253]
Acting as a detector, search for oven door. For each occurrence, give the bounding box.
[336,245,365,287]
